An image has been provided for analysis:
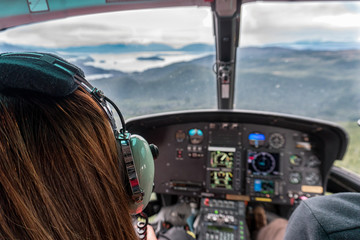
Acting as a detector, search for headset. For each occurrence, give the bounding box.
[0,52,158,215]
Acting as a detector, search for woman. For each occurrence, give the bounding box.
[0,52,156,240]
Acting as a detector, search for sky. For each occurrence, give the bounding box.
[1,2,360,48]
[240,2,360,46]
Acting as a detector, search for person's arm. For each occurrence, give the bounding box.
[284,200,328,240]
[285,193,360,240]
[147,225,157,240]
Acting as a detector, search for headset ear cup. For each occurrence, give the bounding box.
[128,134,155,215]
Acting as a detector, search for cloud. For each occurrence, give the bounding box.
[1,3,360,48]
[240,2,360,46]
[0,6,214,48]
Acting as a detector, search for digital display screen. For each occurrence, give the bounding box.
[248,133,265,141]
[254,179,274,195]
[209,150,234,168]
[248,132,265,148]
[210,170,233,189]
[207,225,234,233]
[208,147,236,190]
[247,150,280,176]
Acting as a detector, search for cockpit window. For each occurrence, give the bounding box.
[0,6,216,117]
[235,2,360,174]
[1,3,360,175]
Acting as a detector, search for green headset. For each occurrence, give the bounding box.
[0,52,158,215]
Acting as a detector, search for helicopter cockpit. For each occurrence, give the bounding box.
[1,0,359,239]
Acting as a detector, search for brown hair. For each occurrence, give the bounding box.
[0,88,138,240]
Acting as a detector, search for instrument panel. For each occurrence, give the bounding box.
[127,110,347,205]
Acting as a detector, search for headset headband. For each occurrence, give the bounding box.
[0,52,126,131]
[0,52,81,96]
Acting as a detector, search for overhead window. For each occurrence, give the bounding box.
[27,0,49,13]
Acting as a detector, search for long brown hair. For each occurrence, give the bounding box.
[0,87,138,240]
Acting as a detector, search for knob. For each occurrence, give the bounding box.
[150,144,159,160]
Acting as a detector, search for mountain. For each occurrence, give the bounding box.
[0,42,210,54]
[92,47,360,121]
[57,43,176,53]
[177,43,215,52]
[0,43,38,52]
[0,41,359,121]
[137,56,165,61]
[2,41,360,54]
[0,42,176,54]
[264,41,360,51]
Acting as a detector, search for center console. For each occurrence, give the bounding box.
[198,198,248,240]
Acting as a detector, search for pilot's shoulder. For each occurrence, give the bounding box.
[285,193,360,240]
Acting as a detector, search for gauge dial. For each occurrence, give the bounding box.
[290,155,302,166]
[188,128,204,144]
[305,172,320,185]
[252,152,276,174]
[289,172,302,184]
[269,133,285,149]
[307,155,321,168]
[175,130,186,142]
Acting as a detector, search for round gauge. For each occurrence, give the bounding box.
[307,155,321,168]
[289,172,302,184]
[269,133,285,149]
[289,155,302,166]
[188,128,204,144]
[175,130,186,142]
[252,152,276,174]
[305,172,320,185]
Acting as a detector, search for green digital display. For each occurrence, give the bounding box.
[210,150,234,168]
[210,170,233,189]
[207,225,234,233]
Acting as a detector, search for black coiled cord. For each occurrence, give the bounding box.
[136,212,148,240]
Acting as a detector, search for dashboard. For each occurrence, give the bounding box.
[127,110,347,206]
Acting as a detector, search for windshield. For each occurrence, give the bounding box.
[0,3,359,174]
[236,2,360,122]
[0,7,216,118]
[235,1,360,174]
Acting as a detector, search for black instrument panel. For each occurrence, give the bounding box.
[127,110,347,205]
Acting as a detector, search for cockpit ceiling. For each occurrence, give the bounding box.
[0,0,208,30]
[0,0,351,30]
